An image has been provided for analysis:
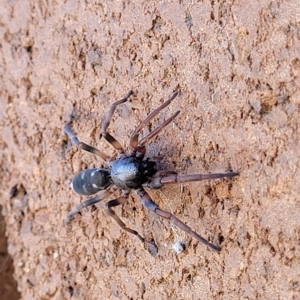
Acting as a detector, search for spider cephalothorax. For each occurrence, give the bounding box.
[64,90,238,254]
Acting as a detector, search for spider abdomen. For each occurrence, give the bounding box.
[111,156,156,190]
[71,168,111,195]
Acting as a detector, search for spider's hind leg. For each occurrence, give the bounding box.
[65,190,111,224]
[64,121,111,162]
[105,191,158,255]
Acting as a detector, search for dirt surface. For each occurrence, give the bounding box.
[1,0,300,299]
[0,206,20,300]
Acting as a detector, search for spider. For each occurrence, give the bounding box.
[64,90,239,254]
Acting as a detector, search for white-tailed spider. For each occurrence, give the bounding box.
[64,91,238,254]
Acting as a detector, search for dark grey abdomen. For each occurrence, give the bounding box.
[71,168,111,195]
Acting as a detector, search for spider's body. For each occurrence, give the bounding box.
[72,156,157,194]
[64,90,239,254]
[110,156,157,190]
[71,168,110,196]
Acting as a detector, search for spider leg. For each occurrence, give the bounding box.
[105,196,144,242]
[152,170,178,178]
[135,187,221,252]
[137,110,180,155]
[105,191,158,255]
[65,190,111,224]
[144,172,239,189]
[130,91,179,152]
[64,122,111,161]
[100,90,133,152]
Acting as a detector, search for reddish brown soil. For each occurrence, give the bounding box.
[1,0,300,299]
[0,206,20,300]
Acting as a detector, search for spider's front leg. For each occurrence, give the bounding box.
[135,187,221,252]
[144,172,239,189]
